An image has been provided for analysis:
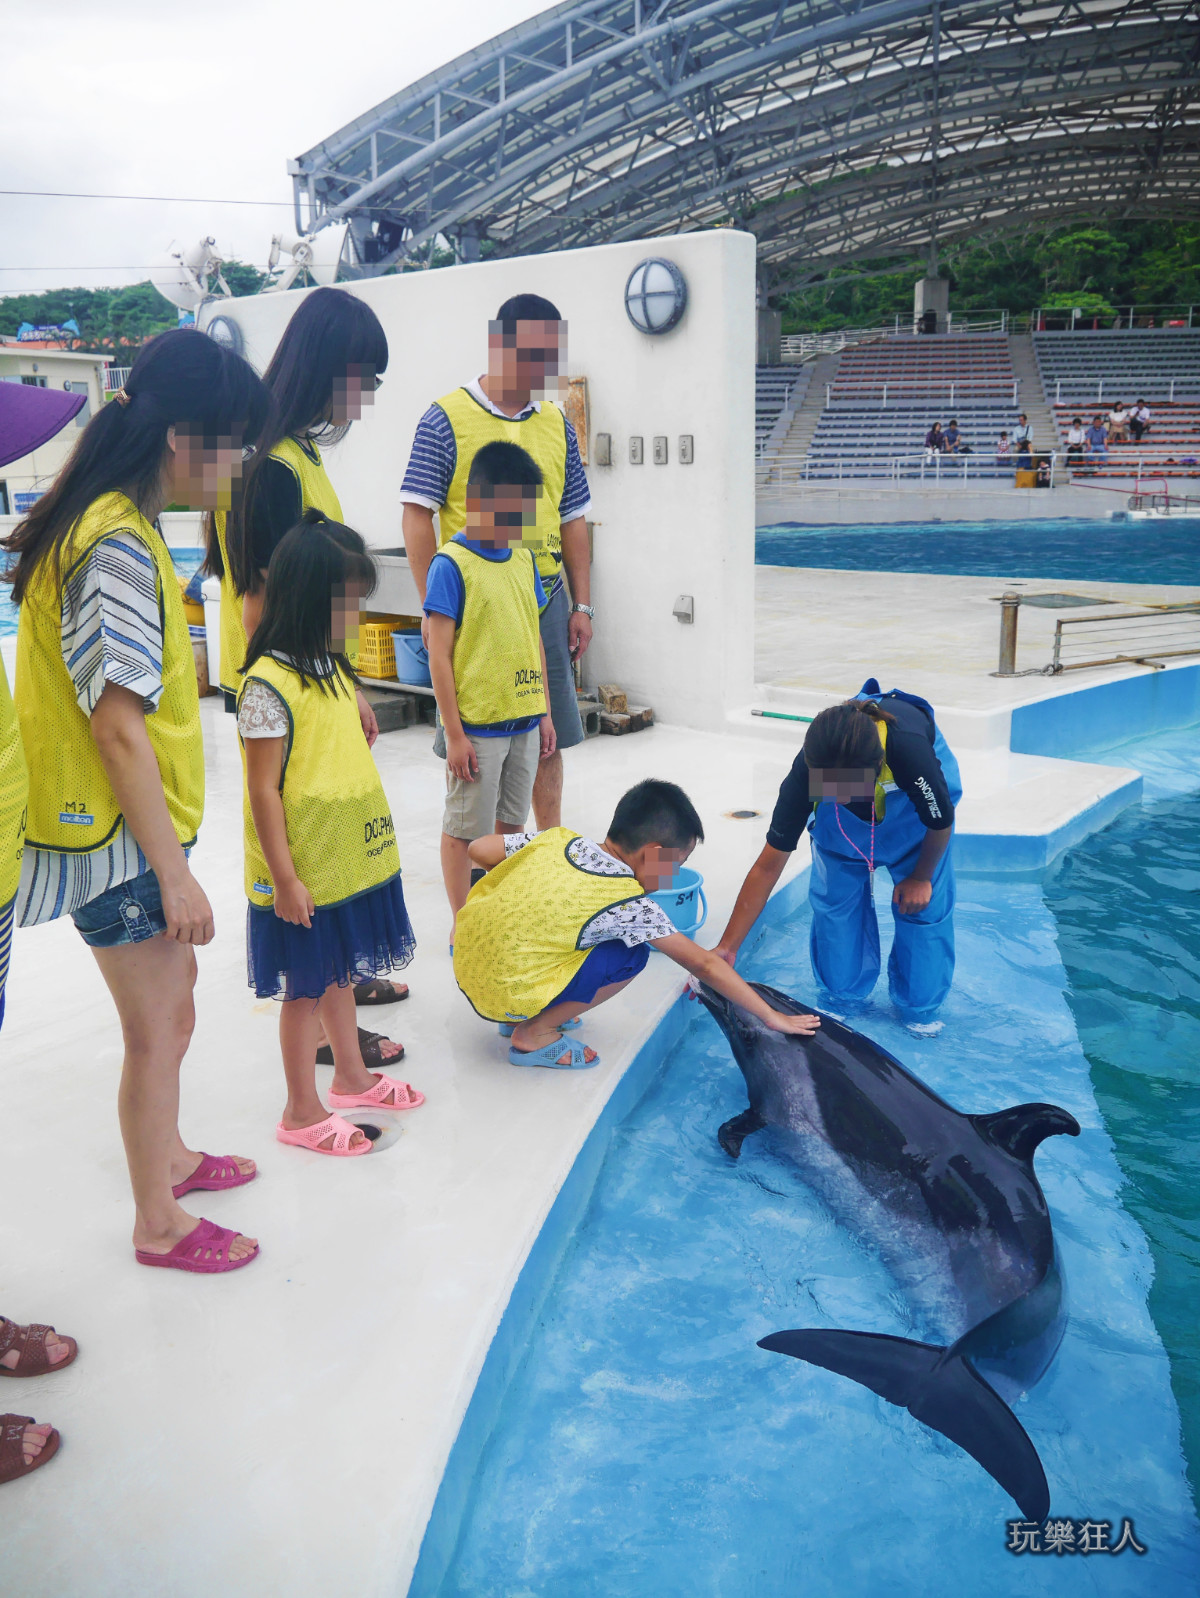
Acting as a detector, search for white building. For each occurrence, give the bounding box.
[0,346,110,515]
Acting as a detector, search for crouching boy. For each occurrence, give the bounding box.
[425,441,556,939]
[454,778,820,1068]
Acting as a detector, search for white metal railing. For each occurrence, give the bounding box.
[757,449,1061,489]
[825,380,1020,407]
[1050,378,1200,404]
[779,326,894,362]
[103,366,132,392]
[1065,451,1200,484]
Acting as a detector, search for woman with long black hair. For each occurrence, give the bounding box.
[4,329,269,1274]
[208,288,407,1019]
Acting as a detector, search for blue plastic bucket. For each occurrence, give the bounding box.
[392,630,432,688]
[647,867,708,939]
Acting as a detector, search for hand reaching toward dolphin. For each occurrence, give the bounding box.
[653,933,820,1035]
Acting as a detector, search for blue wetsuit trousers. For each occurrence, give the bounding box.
[808,813,956,1020]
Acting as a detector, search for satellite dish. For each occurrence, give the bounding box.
[150,238,231,311]
[263,225,347,293]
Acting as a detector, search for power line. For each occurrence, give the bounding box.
[1,188,293,207]
[0,265,271,271]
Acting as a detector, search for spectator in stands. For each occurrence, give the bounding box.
[1066,417,1086,459]
[1085,414,1109,464]
[995,430,1012,468]
[1015,434,1033,472]
[1107,402,1129,443]
[1012,413,1033,450]
[943,419,961,453]
[924,422,945,459]
[1129,400,1152,442]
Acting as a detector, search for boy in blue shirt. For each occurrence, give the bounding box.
[424,441,556,938]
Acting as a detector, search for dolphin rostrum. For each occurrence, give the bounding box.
[699,980,1080,1521]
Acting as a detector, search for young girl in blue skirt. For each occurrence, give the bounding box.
[239,511,423,1156]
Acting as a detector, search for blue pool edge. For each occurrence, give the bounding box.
[406,874,811,1596]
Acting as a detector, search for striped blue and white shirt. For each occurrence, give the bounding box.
[16,532,165,926]
[399,376,592,523]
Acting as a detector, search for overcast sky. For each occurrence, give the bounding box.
[2,0,548,300]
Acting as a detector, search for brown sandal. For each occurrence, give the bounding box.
[315,1027,405,1069]
[353,977,409,1005]
[0,1319,78,1378]
[0,1414,60,1484]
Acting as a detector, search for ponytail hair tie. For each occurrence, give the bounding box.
[113,387,132,407]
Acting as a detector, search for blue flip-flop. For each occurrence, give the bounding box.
[498,1017,581,1038]
[508,1034,598,1070]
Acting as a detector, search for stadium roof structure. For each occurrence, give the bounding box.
[291,0,1200,289]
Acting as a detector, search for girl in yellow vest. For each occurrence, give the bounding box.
[0,657,26,1036]
[207,286,409,1024]
[456,779,820,1069]
[239,512,422,1156]
[2,330,269,1274]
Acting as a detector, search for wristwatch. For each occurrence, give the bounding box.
[572,603,595,619]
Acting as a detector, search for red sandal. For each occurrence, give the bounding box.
[0,1319,77,1379]
[0,1414,59,1485]
[135,1218,259,1274]
[172,1152,257,1199]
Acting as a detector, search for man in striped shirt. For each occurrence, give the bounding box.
[400,293,593,830]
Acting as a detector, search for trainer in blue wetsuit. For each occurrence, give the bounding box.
[714,681,961,1022]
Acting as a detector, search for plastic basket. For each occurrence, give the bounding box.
[358,620,400,679]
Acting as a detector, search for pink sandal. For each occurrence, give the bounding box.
[327,1074,425,1112]
[135,1218,259,1274]
[276,1113,373,1156]
[172,1152,257,1199]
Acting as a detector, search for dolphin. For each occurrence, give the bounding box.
[698,980,1080,1521]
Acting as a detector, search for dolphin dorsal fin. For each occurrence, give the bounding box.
[970,1103,1081,1163]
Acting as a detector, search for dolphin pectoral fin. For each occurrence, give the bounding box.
[718,1108,766,1160]
[758,1329,1050,1521]
[970,1103,1081,1163]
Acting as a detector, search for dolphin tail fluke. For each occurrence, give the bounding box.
[718,1107,766,1160]
[758,1328,1050,1521]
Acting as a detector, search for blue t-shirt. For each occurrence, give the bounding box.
[423,535,548,737]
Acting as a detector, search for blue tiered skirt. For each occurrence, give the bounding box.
[247,872,416,1002]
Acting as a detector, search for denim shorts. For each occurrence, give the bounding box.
[72,868,168,948]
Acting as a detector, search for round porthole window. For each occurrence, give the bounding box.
[206,314,244,357]
[624,258,687,335]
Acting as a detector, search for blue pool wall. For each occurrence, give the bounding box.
[1011,663,1200,762]
[408,875,811,1597]
[410,668,1200,1591]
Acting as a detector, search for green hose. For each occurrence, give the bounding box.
[752,709,814,723]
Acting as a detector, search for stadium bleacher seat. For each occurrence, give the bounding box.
[1037,331,1200,479]
[801,335,1022,479]
[756,365,809,453]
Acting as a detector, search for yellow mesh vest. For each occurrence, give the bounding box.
[0,657,29,905]
[216,437,345,696]
[453,829,646,1022]
[875,722,895,821]
[16,492,204,853]
[439,540,547,727]
[435,388,568,593]
[239,655,399,910]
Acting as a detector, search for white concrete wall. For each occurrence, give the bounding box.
[198,231,757,731]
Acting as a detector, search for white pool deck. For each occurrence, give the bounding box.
[2,564,1198,1597]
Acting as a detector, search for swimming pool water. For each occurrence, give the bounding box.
[756,517,1200,585]
[435,839,1200,1593]
[1046,789,1200,1516]
[0,548,202,641]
